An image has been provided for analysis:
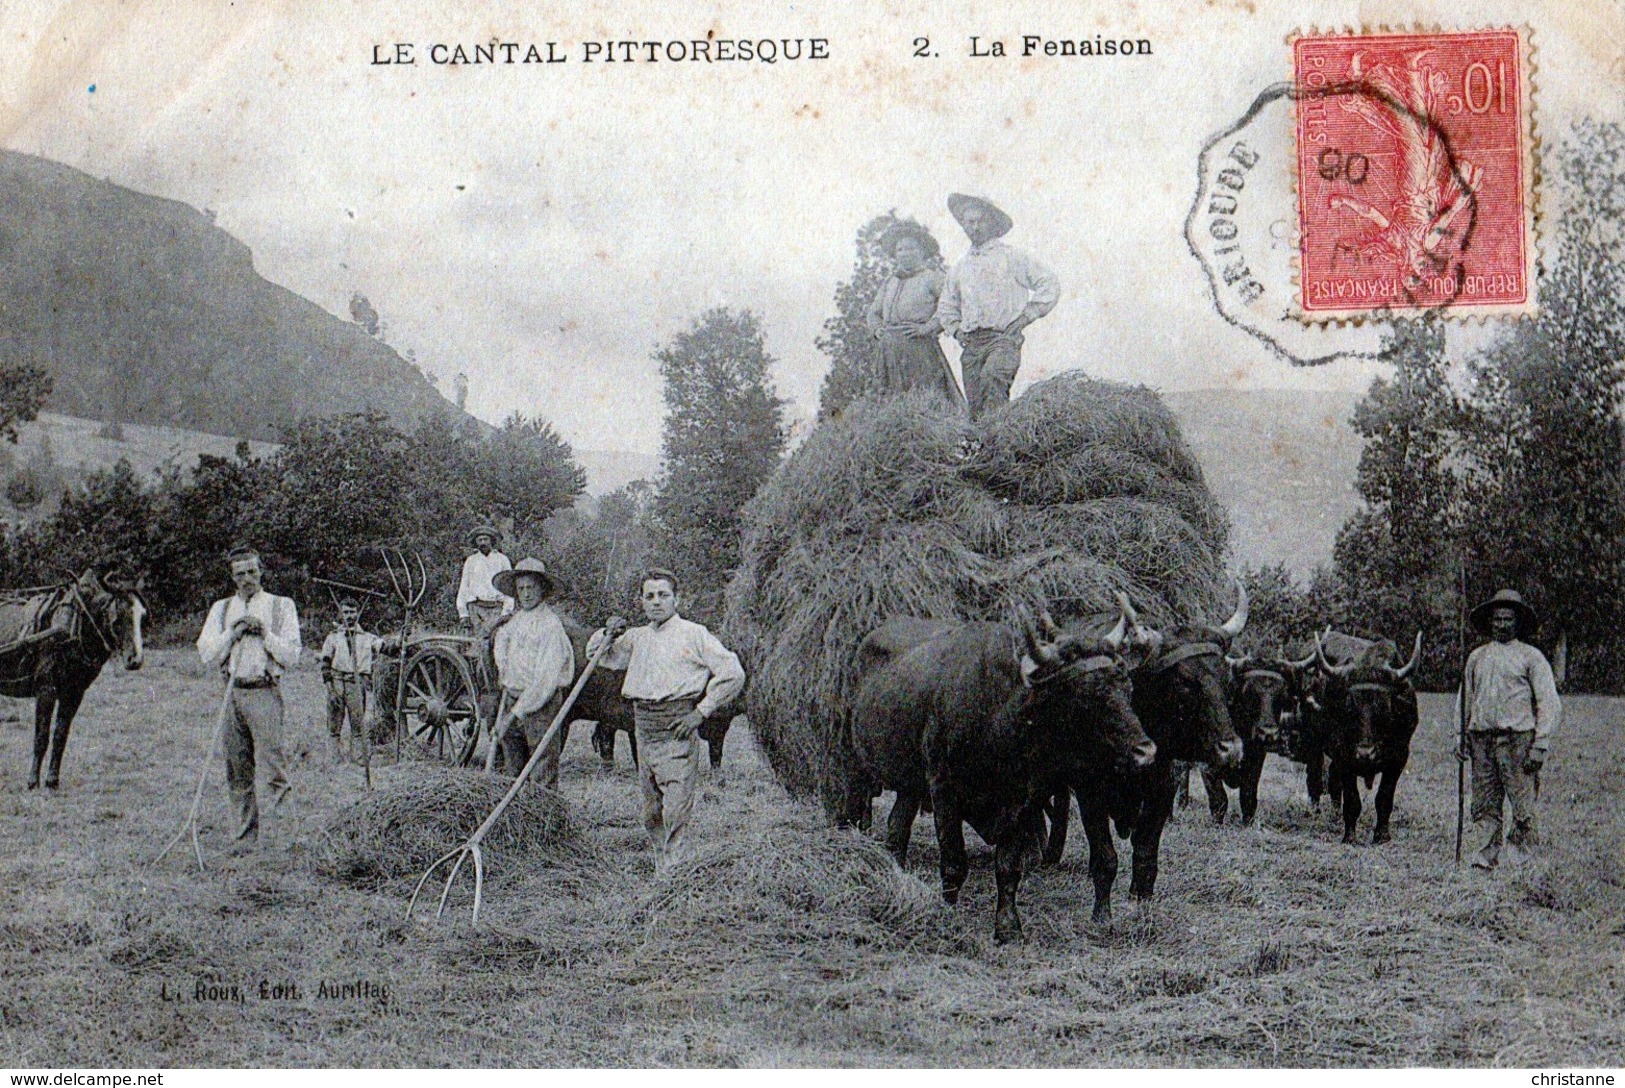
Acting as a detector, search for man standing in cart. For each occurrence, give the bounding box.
[489,558,575,789]
[318,596,380,765]
[457,524,513,637]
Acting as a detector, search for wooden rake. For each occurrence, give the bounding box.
[155,659,237,872]
[406,633,615,926]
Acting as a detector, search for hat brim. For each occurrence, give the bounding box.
[947,193,1013,239]
[879,224,941,260]
[1470,599,1537,637]
[492,569,556,600]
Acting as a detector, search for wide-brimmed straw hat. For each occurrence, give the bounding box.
[1470,588,1538,637]
[492,557,556,600]
[878,221,941,261]
[947,193,1013,239]
[467,524,502,547]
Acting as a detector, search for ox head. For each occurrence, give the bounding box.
[1225,651,1289,749]
[1136,581,1248,769]
[1314,630,1421,767]
[1019,600,1157,772]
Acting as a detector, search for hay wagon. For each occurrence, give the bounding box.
[371,629,495,767]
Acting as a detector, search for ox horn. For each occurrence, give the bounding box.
[1283,644,1318,670]
[1315,630,1355,677]
[1115,591,1162,650]
[1389,631,1424,681]
[1217,579,1249,641]
[1039,610,1063,642]
[1102,608,1128,653]
[1014,603,1059,666]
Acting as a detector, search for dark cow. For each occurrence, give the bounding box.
[0,567,147,791]
[1042,584,1248,923]
[850,606,1156,943]
[1314,630,1423,844]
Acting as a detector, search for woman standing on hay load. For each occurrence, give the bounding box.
[588,569,744,867]
[865,221,965,410]
[1458,589,1561,871]
[490,558,575,790]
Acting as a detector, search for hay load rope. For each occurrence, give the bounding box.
[723,374,1232,814]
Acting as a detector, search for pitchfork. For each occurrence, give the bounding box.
[154,657,237,872]
[378,547,428,761]
[406,633,616,926]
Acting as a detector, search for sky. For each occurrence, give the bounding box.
[0,0,1619,455]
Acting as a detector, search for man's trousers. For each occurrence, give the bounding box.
[225,683,291,842]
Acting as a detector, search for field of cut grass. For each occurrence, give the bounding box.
[0,649,1621,1067]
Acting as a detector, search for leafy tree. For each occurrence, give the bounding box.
[0,362,51,445]
[5,469,44,513]
[468,413,587,542]
[1454,120,1625,688]
[653,308,787,612]
[349,293,382,337]
[815,212,946,420]
[1331,317,1461,684]
[542,480,657,626]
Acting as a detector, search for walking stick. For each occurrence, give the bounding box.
[155,658,237,872]
[1454,561,1468,867]
[407,634,615,926]
[483,688,513,775]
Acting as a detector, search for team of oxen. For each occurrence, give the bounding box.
[844,585,1424,943]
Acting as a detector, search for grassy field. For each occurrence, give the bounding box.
[0,648,1621,1067]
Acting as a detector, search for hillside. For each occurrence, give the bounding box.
[1163,388,1363,576]
[0,150,460,441]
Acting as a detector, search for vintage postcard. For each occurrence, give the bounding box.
[0,0,1620,1074]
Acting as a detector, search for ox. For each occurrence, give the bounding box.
[0,567,147,791]
[850,606,1155,943]
[1314,630,1423,844]
[1042,584,1248,923]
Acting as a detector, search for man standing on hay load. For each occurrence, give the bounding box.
[588,569,744,865]
[937,193,1060,419]
[457,524,513,637]
[1459,588,1561,870]
[196,545,301,851]
[865,221,965,409]
[489,558,575,789]
[319,597,380,765]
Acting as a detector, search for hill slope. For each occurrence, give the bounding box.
[0,150,458,441]
[1164,388,1363,575]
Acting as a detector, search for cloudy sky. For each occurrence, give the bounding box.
[0,0,1619,454]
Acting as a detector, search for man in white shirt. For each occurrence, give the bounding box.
[936,193,1061,419]
[195,545,302,849]
[490,558,575,789]
[589,568,745,862]
[1459,588,1562,869]
[319,597,380,765]
[457,525,513,637]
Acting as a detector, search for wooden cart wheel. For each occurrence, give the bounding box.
[400,645,481,766]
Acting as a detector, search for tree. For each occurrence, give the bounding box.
[5,469,44,513]
[1331,317,1461,684]
[0,362,51,445]
[815,213,945,420]
[542,480,657,625]
[467,413,587,541]
[349,293,382,337]
[1455,121,1625,688]
[653,308,787,612]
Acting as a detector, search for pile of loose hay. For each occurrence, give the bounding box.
[312,766,588,889]
[724,375,1231,812]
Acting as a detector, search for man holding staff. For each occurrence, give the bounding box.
[489,557,574,789]
[196,545,301,850]
[1459,588,1561,870]
[589,569,744,863]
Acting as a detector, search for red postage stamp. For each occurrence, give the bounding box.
[1292,29,1535,319]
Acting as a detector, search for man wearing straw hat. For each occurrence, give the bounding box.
[195,545,301,850]
[489,557,575,789]
[1459,588,1561,870]
[588,568,745,864]
[865,220,964,408]
[936,193,1060,419]
[457,524,513,638]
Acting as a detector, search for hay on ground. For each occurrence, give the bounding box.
[311,765,587,889]
[724,376,1232,813]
